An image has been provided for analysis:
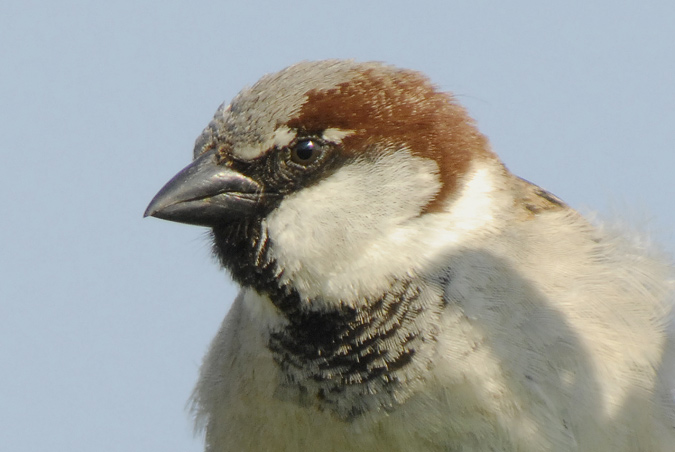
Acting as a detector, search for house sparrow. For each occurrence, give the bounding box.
[145,60,675,451]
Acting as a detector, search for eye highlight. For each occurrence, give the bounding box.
[290,138,322,165]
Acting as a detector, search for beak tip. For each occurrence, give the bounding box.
[143,197,163,219]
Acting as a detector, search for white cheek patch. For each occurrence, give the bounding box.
[264,149,442,302]
[262,155,507,306]
[232,126,297,160]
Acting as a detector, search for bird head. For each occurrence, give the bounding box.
[145,60,504,307]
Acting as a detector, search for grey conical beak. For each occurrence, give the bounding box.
[144,150,262,227]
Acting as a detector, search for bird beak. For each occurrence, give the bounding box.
[144,149,262,227]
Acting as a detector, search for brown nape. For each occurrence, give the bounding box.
[287,68,495,212]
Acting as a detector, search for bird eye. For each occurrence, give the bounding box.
[290,139,321,165]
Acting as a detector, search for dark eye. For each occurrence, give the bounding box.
[290,138,321,165]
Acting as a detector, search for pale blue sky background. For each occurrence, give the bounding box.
[2,1,674,451]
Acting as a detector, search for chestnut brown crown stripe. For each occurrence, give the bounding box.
[286,68,494,212]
